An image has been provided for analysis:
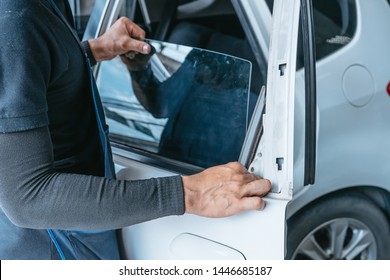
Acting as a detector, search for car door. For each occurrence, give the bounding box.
[88,0,316,259]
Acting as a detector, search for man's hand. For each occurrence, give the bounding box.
[88,17,151,62]
[182,162,271,218]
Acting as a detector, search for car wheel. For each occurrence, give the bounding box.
[286,193,390,260]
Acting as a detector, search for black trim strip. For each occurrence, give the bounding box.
[110,141,204,176]
[301,0,317,185]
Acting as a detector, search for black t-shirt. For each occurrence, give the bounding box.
[0,0,103,176]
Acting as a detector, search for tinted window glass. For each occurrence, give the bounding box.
[97,41,251,168]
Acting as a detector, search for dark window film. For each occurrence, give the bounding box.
[97,41,251,168]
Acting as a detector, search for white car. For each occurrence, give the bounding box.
[76,0,390,259]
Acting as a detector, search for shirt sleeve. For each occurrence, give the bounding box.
[0,2,53,132]
[0,126,185,230]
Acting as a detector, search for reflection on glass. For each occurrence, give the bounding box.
[97,40,252,168]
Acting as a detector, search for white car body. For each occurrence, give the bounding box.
[78,0,390,259]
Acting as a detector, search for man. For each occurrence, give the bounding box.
[0,0,271,259]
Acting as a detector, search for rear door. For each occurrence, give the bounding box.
[90,0,315,259]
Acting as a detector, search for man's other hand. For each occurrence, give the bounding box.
[182,162,272,218]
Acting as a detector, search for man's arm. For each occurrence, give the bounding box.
[0,126,270,230]
[0,126,184,230]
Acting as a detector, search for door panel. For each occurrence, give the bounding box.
[115,153,288,259]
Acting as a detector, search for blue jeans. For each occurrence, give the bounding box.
[0,209,120,260]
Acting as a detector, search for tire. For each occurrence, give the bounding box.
[286,193,390,260]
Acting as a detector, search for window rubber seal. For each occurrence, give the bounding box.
[301,0,317,186]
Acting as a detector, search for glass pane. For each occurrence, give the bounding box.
[97,40,251,168]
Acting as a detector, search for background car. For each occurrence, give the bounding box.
[73,0,390,259]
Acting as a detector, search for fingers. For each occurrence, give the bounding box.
[122,17,145,40]
[240,178,272,197]
[122,39,151,55]
[225,162,270,212]
[239,197,267,212]
[121,17,151,54]
[235,173,271,212]
[224,162,271,196]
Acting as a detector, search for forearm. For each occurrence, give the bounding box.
[0,127,184,230]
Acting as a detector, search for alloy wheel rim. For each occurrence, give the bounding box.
[292,218,377,260]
